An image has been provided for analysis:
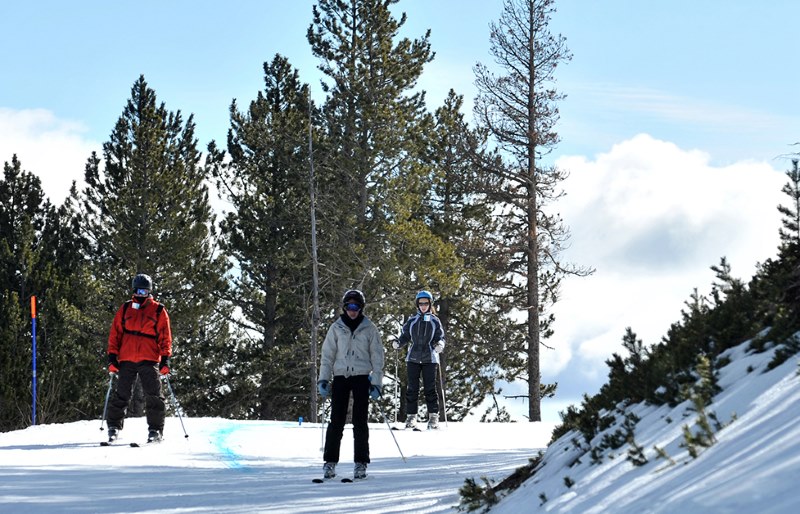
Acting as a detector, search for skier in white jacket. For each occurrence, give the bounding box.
[317,289,384,480]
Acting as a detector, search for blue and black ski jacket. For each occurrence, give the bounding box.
[397,311,445,364]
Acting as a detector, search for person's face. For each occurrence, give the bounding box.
[133,288,150,303]
[344,303,361,319]
[417,299,430,312]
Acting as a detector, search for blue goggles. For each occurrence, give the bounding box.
[134,288,150,296]
[344,303,361,311]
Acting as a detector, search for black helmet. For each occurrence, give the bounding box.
[132,273,153,294]
[342,289,366,310]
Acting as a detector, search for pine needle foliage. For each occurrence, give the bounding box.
[80,75,231,417]
[0,156,100,430]
[208,55,316,419]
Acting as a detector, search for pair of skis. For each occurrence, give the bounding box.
[100,438,162,447]
[391,425,424,432]
[312,477,364,483]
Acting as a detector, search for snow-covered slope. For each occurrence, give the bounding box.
[491,338,800,514]
[2,337,798,513]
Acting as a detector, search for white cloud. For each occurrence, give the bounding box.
[558,134,784,274]
[0,108,99,206]
[528,133,788,421]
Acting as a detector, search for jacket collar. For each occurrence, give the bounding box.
[131,296,154,307]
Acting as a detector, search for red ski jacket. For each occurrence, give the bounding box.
[107,297,172,363]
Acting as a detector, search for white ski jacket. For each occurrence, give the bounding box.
[319,315,384,387]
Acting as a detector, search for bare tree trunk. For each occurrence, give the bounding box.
[436,297,450,417]
[527,190,541,422]
[308,95,321,423]
[527,1,541,422]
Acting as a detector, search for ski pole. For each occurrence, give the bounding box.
[377,391,406,462]
[319,397,330,453]
[437,364,448,426]
[100,372,116,431]
[162,375,189,438]
[394,349,399,423]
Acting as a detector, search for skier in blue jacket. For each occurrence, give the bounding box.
[393,290,445,430]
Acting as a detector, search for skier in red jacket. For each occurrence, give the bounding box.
[106,273,173,443]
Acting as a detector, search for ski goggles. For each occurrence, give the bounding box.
[135,288,150,296]
[344,303,361,311]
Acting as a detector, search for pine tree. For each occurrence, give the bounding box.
[80,76,230,416]
[0,155,54,429]
[209,55,316,420]
[307,0,437,311]
[308,1,511,422]
[35,186,107,425]
[473,0,592,421]
[778,159,800,247]
[419,91,525,420]
[776,159,800,323]
[0,156,99,430]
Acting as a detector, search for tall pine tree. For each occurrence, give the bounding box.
[415,91,525,421]
[473,0,591,421]
[209,55,316,420]
[307,0,440,313]
[80,76,231,416]
[776,158,800,326]
[0,155,49,430]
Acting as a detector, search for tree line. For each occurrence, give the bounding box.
[0,0,580,431]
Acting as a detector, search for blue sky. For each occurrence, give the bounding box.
[4,2,799,161]
[2,1,798,422]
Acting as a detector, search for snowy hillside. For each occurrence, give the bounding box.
[2,336,798,513]
[490,337,800,514]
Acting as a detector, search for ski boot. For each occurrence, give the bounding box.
[323,462,336,479]
[427,413,440,430]
[147,430,163,443]
[405,414,417,430]
[354,462,367,480]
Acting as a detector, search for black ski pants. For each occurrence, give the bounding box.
[323,374,370,464]
[405,361,438,415]
[107,361,166,432]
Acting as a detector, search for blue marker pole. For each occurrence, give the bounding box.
[31,296,37,426]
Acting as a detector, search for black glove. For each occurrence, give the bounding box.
[159,356,170,376]
[108,354,119,373]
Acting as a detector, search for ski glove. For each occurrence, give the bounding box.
[369,385,381,400]
[159,356,170,376]
[432,343,444,354]
[391,340,400,350]
[317,380,331,398]
[108,354,119,374]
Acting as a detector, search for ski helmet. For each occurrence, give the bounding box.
[415,290,433,306]
[131,273,153,294]
[342,289,366,310]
